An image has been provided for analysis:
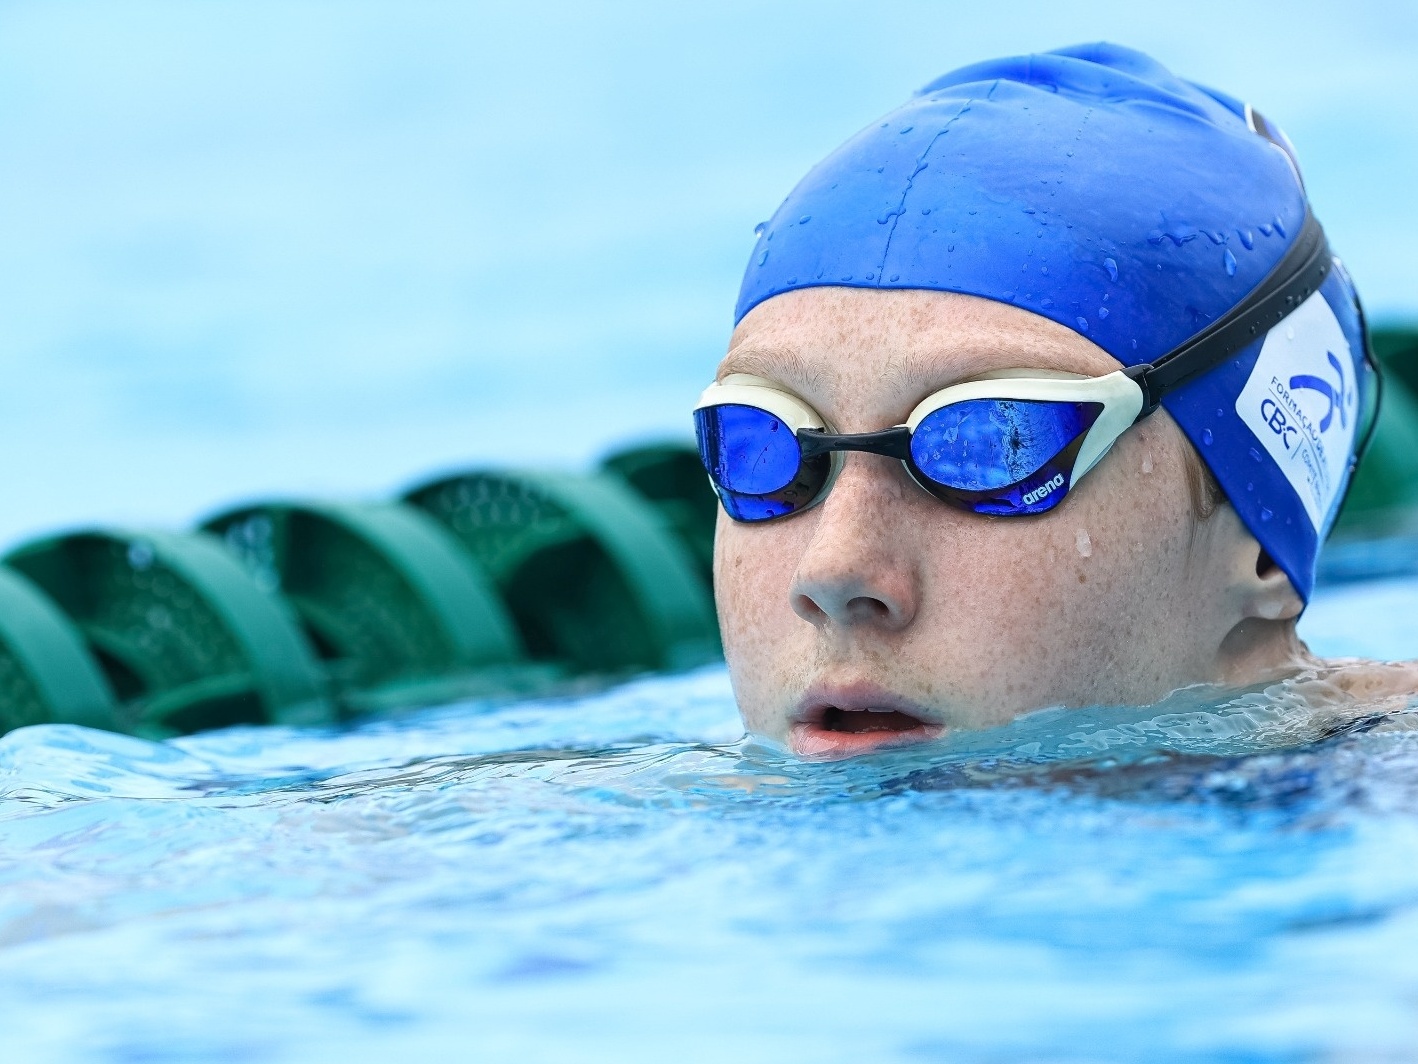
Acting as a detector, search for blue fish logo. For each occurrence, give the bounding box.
[1289,351,1351,433]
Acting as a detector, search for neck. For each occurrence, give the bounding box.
[1215,617,1318,687]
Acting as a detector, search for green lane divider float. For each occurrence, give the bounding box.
[404,468,719,674]
[202,500,552,713]
[1335,324,1418,535]
[1371,325,1418,399]
[0,566,122,736]
[600,441,716,589]
[4,529,332,738]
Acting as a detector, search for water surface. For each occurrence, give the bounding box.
[2,578,1417,1062]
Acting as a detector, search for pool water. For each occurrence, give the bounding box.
[2,578,1417,1063]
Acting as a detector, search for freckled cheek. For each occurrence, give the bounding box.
[712,518,808,726]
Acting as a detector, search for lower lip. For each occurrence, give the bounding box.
[789,715,945,760]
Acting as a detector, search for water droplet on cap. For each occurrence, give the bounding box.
[798,215,811,225]
[1202,429,1214,446]
[1098,307,1109,319]
[1260,507,1273,522]
[1104,257,1118,282]
[758,249,769,266]
[1223,249,1238,276]
[1238,229,1255,250]
[1075,316,1090,332]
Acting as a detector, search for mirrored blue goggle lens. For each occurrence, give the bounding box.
[909,399,1103,515]
[694,403,802,494]
[694,403,833,522]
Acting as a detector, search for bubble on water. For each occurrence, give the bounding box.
[1075,529,1093,558]
[1223,249,1238,276]
[1104,257,1118,282]
[1202,429,1214,446]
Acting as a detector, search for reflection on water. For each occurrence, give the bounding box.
[1,587,1417,1062]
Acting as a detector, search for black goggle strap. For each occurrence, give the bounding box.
[1124,210,1335,418]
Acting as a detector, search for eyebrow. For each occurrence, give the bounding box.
[716,346,828,392]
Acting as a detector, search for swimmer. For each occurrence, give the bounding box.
[694,43,1418,759]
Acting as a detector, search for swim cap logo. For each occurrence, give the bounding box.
[1288,351,1351,433]
[1236,292,1358,532]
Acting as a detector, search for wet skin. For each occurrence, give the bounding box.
[711,287,1404,760]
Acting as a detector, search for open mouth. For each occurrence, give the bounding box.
[790,690,944,759]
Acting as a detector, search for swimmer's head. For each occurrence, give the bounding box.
[703,43,1380,758]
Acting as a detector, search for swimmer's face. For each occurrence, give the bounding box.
[714,287,1304,758]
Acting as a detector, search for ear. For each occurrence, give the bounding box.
[1215,506,1304,622]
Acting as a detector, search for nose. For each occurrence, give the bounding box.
[789,456,921,632]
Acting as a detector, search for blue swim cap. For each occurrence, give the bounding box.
[736,42,1377,602]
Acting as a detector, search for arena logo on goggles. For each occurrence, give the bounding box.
[1021,474,1067,507]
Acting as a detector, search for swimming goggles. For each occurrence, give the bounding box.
[694,211,1360,521]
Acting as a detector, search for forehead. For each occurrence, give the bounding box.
[719,287,1125,401]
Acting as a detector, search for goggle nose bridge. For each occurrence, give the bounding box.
[797,426,912,462]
